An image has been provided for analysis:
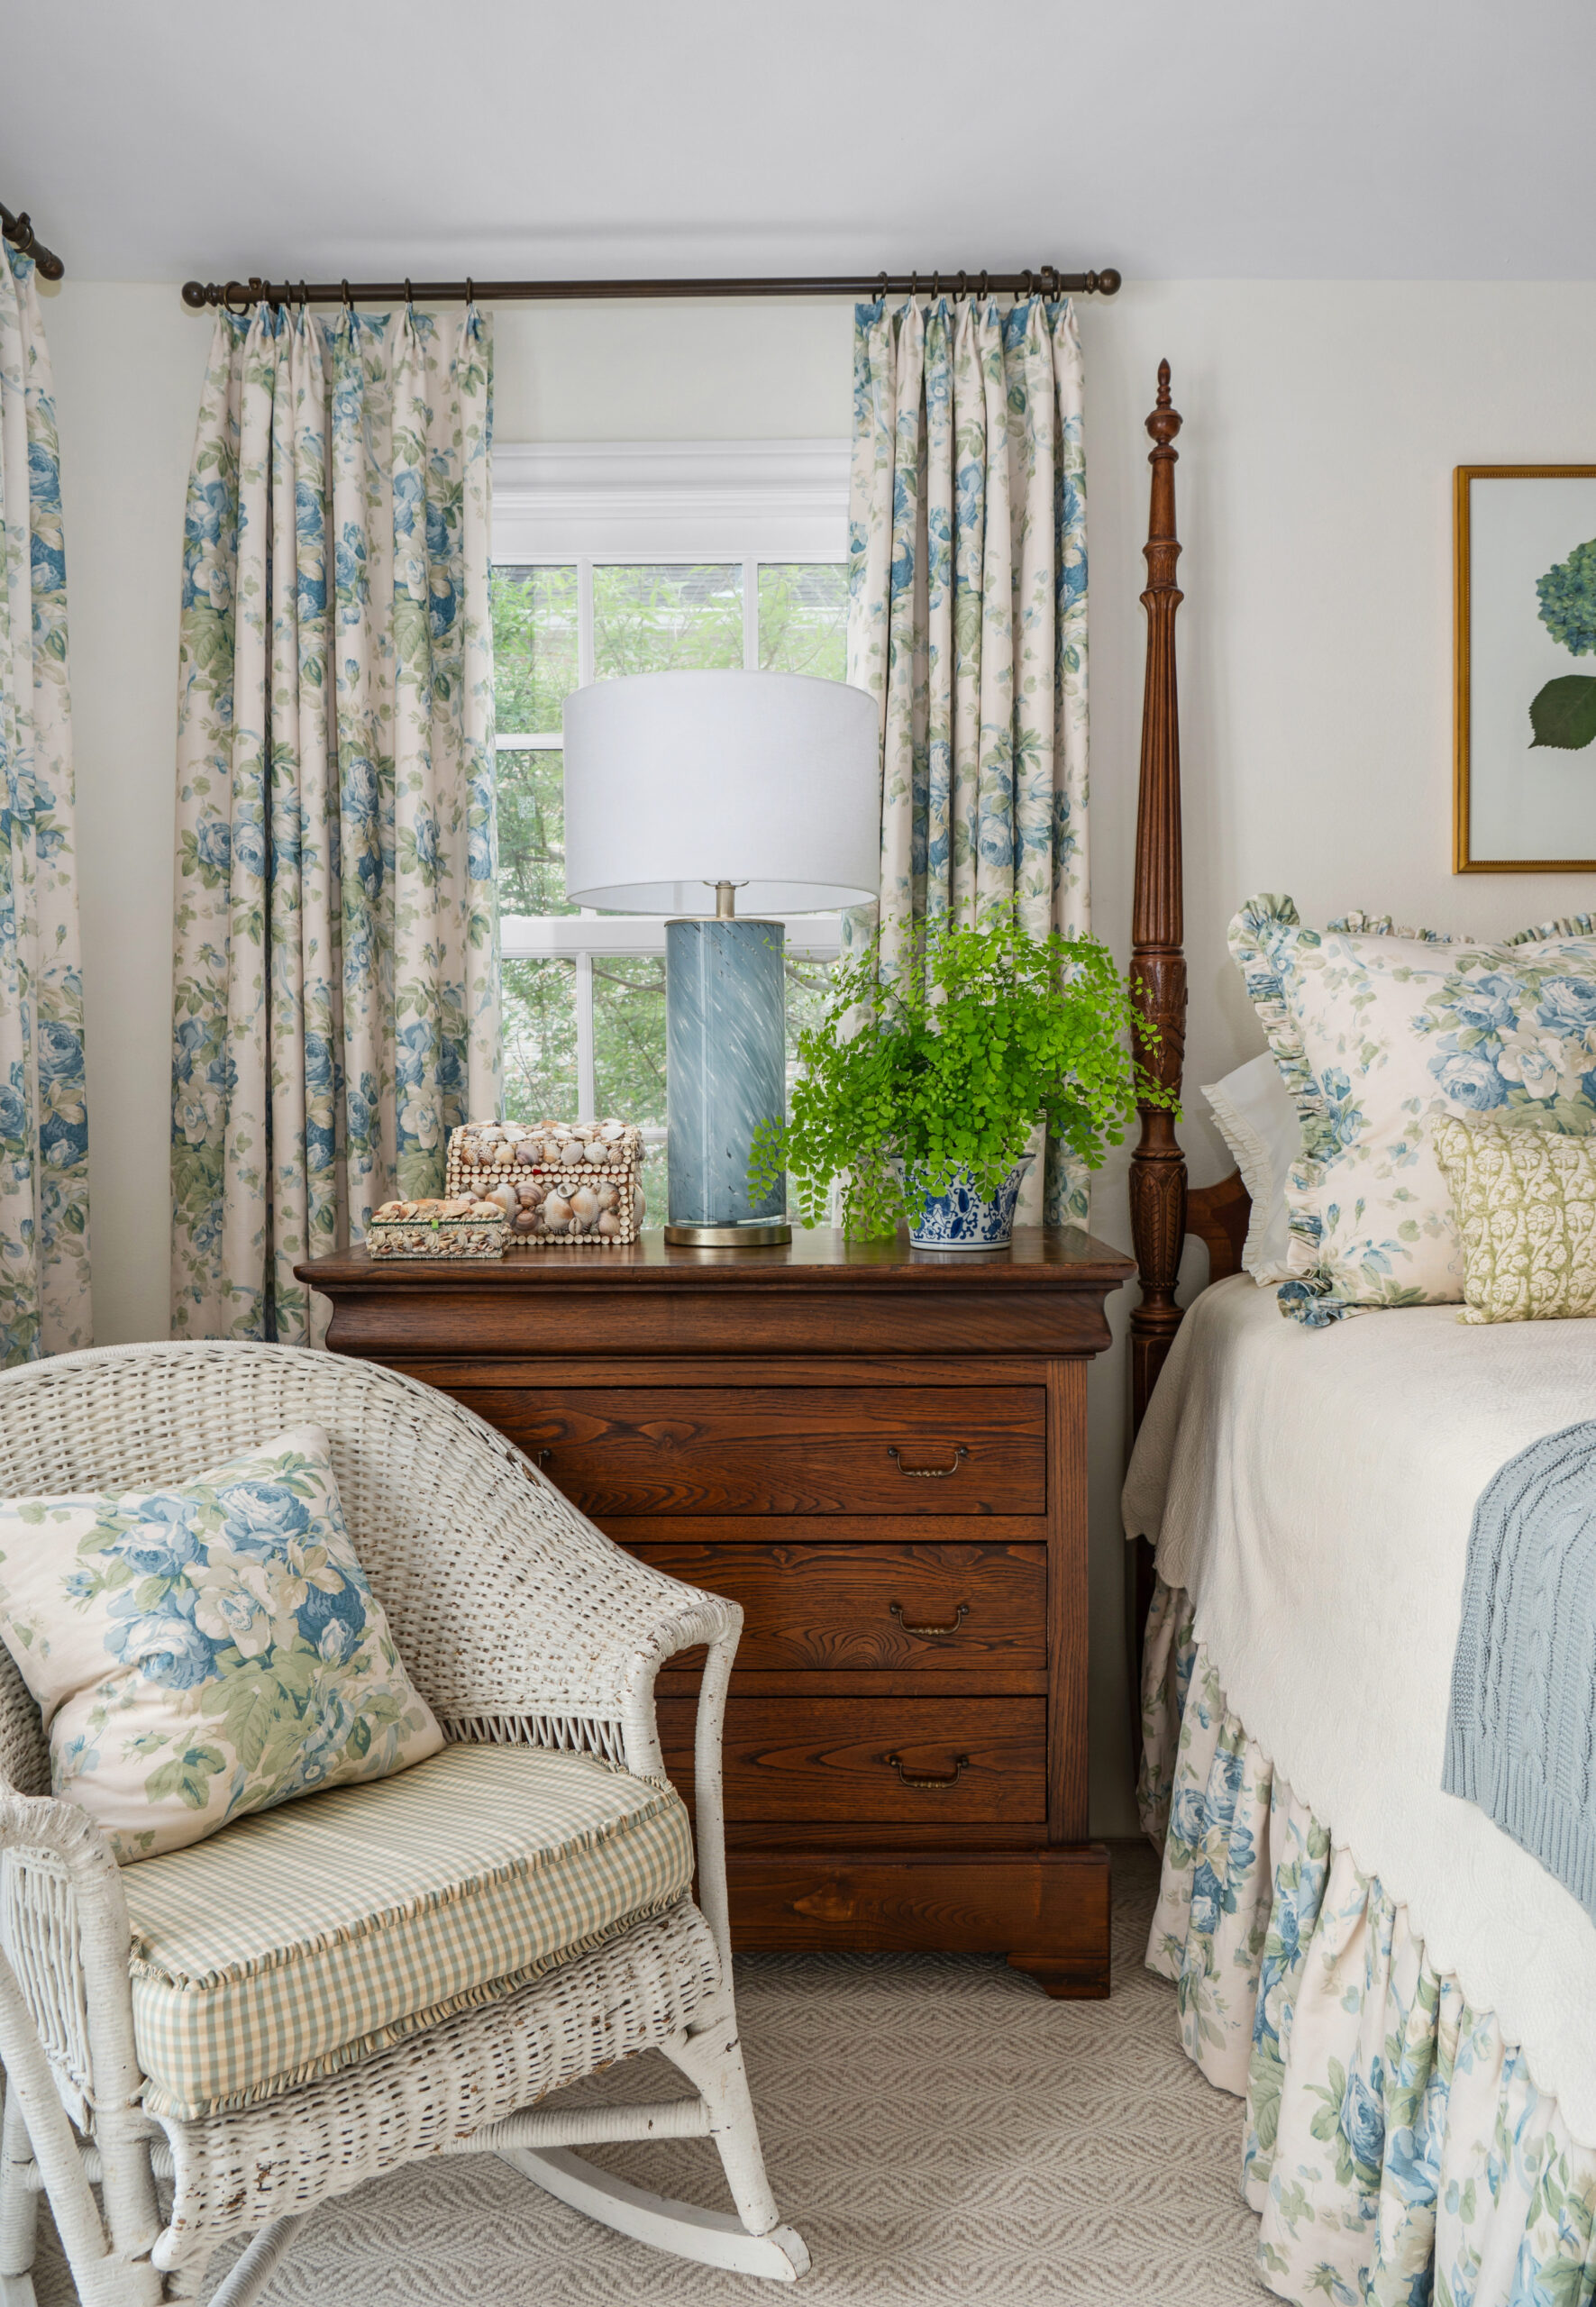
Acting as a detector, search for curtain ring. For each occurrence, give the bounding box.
[405,277,415,309]
[222,279,250,319]
[341,278,352,311]
[298,279,309,310]
[875,269,889,305]
[910,268,919,301]
[956,269,968,304]
[931,269,941,299]
[465,277,475,304]
[979,269,989,301]
[1022,269,1034,298]
[9,212,34,256]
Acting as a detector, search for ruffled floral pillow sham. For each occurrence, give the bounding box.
[0,1425,442,1861]
[1228,896,1596,1326]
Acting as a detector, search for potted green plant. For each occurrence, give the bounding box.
[750,916,1171,1247]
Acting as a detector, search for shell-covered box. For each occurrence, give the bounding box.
[445,1118,646,1245]
[367,1197,509,1259]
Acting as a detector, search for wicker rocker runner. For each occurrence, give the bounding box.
[0,1342,807,2305]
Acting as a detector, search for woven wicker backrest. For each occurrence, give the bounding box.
[0,1341,656,1786]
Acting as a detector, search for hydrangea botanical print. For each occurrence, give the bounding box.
[172,302,499,1344]
[0,247,91,1366]
[0,1423,442,1861]
[1228,895,1596,1324]
[1145,1576,1596,2306]
[845,294,1090,1226]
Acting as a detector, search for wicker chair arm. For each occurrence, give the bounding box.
[419,1436,744,1783]
[0,1788,143,2120]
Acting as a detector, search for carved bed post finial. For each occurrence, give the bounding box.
[1129,361,1187,1434]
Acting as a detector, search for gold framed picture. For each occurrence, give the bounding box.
[1455,464,1596,872]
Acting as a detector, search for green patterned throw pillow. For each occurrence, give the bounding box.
[0,1426,442,1861]
[1433,1117,1596,1324]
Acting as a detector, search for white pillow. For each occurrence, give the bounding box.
[1201,1054,1300,1284]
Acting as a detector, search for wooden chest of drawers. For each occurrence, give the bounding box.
[296,1226,1133,1996]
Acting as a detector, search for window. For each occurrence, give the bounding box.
[490,442,852,1216]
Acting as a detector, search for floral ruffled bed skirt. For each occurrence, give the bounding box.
[1140,1577,1596,2305]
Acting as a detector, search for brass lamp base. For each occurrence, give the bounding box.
[663,1221,792,1248]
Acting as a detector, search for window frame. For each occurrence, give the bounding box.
[491,439,853,1124]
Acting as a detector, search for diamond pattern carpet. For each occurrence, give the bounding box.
[36,1840,1264,2303]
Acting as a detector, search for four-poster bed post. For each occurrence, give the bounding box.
[1127,362,1189,1434]
[1126,363,1246,1673]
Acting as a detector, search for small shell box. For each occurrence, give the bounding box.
[445,1119,646,1246]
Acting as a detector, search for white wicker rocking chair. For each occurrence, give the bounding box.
[0,1340,808,2305]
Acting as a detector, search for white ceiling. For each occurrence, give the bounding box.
[5,0,1595,287]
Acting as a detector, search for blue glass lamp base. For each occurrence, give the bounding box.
[664,917,789,1245]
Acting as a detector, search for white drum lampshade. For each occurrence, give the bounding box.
[561,671,881,1245]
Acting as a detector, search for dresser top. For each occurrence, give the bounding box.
[296,1225,1135,1294]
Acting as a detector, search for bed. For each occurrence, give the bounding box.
[1121,375,1596,2303]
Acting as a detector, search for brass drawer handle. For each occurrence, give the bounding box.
[889,1600,970,1638]
[884,1751,971,1790]
[887,1444,968,1479]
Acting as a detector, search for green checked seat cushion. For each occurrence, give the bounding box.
[120,1740,696,2120]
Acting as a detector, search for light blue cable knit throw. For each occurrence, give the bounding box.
[1446,1420,1596,1920]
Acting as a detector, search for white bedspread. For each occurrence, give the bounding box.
[1123,1274,1596,2147]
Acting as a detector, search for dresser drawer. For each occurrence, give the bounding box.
[460,1386,1045,1515]
[656,1697,1045,1824]
[627,1539,1046,1672]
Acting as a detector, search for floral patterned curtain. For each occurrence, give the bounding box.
[0,246,90,1367]
[171,302,499,1345]
[845,293,1090,1226]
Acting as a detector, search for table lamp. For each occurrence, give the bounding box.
[562,670,880,1246]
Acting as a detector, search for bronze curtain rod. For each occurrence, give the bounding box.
[182,266,1122,313]
[1,203,64,282]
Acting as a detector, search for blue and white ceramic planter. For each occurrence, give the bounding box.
[907,1156,1033,1251]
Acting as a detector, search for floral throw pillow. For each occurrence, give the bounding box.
[1228,896,1596,1326]
[0,1426,442,1861]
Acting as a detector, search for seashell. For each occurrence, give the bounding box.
[469,1200,502,1219]
[543,1191,572,1232]
[634,1183,646,1219]
[557,1138,584,1166]
[495,1146,515,1166]
[570,1186,599,1227]
[582,1140,608,1163]
[513,1208,537,1233]
[488,1183,517,1216]
[515,1180,539,1206]
[597,1209,622,1236]
[515,1141,538,1165]
[595,1181,617,1210]
[599,1120,625,1140]
[478,1126,504,1144]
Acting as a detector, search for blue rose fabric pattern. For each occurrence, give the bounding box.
[1228,895,1596,1323]
[845,294,1090,1226]
[0,247,91,1367]
[1140,1582,1596,2303]
[171,301,500,1345]
[0,1422,442,1860]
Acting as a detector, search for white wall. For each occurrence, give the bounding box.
[43,279,1596,1833]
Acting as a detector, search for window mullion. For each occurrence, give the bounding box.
[575,951,596,1122]
[578,557,595,688]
